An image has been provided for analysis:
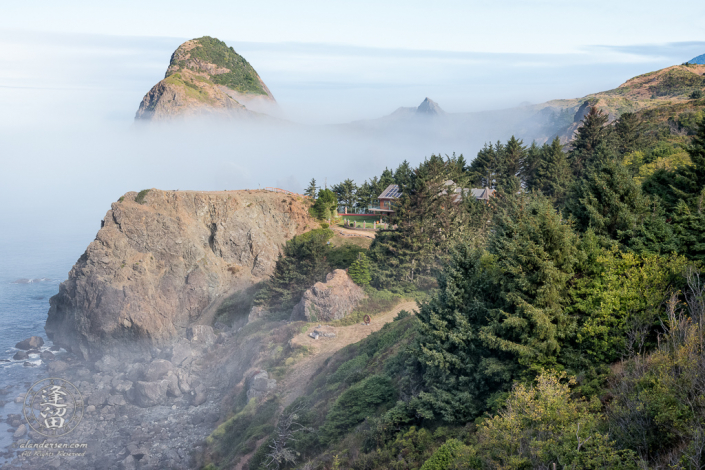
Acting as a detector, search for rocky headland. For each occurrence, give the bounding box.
[135,37,277,122]
[45,189,315,361]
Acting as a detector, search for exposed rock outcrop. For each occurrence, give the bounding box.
[45,189,315,360]
[290,270,366,322]
[135,36,277,122]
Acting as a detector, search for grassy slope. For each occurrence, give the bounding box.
[201,315,432,470]
[169,36,268,95]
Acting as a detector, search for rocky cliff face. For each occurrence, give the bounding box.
[135,36,277,121]
[45,189,315,360]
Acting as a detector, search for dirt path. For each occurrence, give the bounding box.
[281,301,418,406]
[332,226,376,239]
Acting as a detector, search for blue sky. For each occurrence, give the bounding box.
[2,0,704,53]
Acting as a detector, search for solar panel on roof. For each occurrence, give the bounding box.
[379,184,400,199]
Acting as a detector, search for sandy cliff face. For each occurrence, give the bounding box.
[45,189,315,360]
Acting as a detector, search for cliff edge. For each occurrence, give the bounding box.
[45,189,315,360]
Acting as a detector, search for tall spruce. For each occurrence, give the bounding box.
[565,152,649,242]
[467,141,504,189]
[304,178,318,198]
[615,112,649,155]
[415,193,581,422]
[370,155,470,286]
[529,137,573,204]
[569,106,613,178]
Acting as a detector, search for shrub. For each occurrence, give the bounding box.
[135,189,150,204]
[691,89,703,99]
[319,375,396,443]
[419,438,464,470]
[475,370,637,469]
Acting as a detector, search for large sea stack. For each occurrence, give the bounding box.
[135,36,277,121]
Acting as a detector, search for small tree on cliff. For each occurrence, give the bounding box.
[304,178,318,198]
[312,189,338,220]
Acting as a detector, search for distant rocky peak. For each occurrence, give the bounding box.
[416,97,445,116]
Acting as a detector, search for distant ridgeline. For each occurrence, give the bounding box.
[688,53,705,65]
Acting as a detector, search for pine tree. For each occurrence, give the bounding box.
[379,168,395,188]
[565,153,649,242]
[530,137,573,204]
[414,193,581,422]
[615,112,649,155]
[673,117,705,207]
[304,178,318,198]
[348,252,371,285]
[672,198,705,262]
[312,189,338,220]
[499,136,526,192]
[393,160,414,191]
[569,106,614,178]
[255,228,334,311]
[332,179,357,214]
[370,155,471,286]
[467,142,504,189]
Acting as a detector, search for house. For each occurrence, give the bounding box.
[442,181,496,203]
[369,184,401,215]
[369,181,495,215]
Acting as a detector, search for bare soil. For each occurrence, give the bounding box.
[281,301,418,406]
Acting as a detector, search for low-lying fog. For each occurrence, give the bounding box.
[1,31,704,261]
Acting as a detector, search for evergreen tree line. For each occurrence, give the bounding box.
[305,160,414,213]
[372,110,705,468]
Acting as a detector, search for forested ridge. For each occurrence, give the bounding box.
[203,100,705,470]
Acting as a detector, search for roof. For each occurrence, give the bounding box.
[378,184,401,199]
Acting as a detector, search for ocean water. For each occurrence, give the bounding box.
[0,233,89,457]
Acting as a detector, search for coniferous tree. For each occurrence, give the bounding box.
[569,106,614,178]
[673,118,705,207]
[254,229,334,311]
[332,179,357,214]
[348,252,371,285]
[467,141,504,189]
[312,189,338,220]
[379,168,395,188]
[615,112,649,156]
[522,141,542,189]
[371,155,470,286]
[304,178,318,198]
[672,198,705,262]
[529,137,573,204]
[393,160,414,191]
[414,193,581,422]
[565,150,649,243]
[499,136,526,192]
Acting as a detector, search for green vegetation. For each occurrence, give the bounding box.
[348,252,371,286]
[647,68,704,97]
[203,100,705,470]
[170,36,267,95]
[134,189,150,204]
[162,73,213,103]
[310,188,338,220]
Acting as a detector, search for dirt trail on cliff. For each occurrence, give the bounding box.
[281,300,418,406]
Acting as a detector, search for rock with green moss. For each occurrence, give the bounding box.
[135,36,276,121]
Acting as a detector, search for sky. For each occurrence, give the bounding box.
[1,0,704,261]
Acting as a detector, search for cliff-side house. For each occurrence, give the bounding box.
[369,182,495,216]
